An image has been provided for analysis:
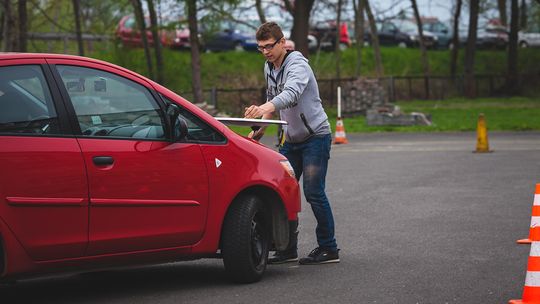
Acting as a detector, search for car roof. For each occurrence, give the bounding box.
[0,52,152,83]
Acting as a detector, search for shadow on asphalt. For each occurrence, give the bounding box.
[0,261,287,303]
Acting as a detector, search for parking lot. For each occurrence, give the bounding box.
[2,131,539,303]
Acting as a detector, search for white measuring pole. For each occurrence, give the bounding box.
[337,86,342,118]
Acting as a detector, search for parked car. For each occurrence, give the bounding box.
[519,26,540,48]
[366,20,437,48]
[0,53,300,283]
[201,21,251,52]
[422,20,453,49]
[459,27,508,50]
[116,15,191,49]
[310,20,352,51]
[241,20,297,51]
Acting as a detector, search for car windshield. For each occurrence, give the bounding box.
[398,21,418,33]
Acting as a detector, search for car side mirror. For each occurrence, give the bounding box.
[173,117,188,142]
[166,103,187,141]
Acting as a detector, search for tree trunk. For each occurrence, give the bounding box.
[335,0,343,80]
[18,0,26,52]
[520,0,527,30]
[0,8,4,47]
[2,0,17,52]
[497,0,507,27]
[147,0,164,84]
[290,0,315,58]
[131,0,154,80]
[72,0,84,55]
[450,0,462,77]
[353,0,365,77]
[411,0,430,78]
[464,0,480,98]
[364,0,383,77]
[186,0,204,104]
[255,0,266,24]
[507,0,519,94]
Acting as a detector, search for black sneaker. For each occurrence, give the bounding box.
[268,250,299,264]
[299,247,340,265]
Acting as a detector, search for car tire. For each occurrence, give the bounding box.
[222,195,270,284]
[520,41,528,48]
[398,42,407,48]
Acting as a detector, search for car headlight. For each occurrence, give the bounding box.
[280,160,295,178]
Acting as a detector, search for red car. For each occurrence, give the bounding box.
[116,15,191,49]
[0,53,300,283]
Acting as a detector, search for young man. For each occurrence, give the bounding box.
[244,22,339,265]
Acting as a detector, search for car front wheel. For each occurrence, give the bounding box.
[222,195,270,283]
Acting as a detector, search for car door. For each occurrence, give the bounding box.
[48,60,210,255]
[0,61,89,261]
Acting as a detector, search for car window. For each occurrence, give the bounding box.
[161,95,225,143]
[56,65,166,140]
[0,65,61,135]
[125,16,135,29]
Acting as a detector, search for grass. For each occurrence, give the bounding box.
[226,97,540,136]
[84,44,540,95]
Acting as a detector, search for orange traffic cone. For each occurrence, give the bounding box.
[509,240,540,303]
[517,184,540,245]
[333,117,348,144]
[474,113,492,153]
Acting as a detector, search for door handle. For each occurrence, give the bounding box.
[93,156,114,166]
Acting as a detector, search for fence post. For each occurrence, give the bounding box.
[424,76,430,100]
[210,87,217,109]
[407,77,412,100]
[489,75,494,96]
[388,76,395,103]
[330,79,335,106]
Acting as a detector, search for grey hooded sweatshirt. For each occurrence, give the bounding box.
[265,51,331,143]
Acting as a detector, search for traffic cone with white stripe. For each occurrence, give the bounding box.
[510,241,540,303]
[333,117,348,144]
[517,184,540,245]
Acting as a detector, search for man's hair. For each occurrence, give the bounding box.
[256,22,284,41]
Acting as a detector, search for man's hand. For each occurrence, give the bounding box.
[244,102,276,119]
[248,127,266,141]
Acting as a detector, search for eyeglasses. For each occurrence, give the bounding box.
[257,37,283,52]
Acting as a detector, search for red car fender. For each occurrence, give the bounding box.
[190,134,300,256]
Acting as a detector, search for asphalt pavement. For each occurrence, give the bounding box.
[2,131,540,304]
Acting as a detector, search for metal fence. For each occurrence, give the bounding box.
[183,74,540,117]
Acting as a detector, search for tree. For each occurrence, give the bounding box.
[353,0,365,77]
[255,0,266,24]
[497,0,507,26]
[72,0,84,55]
[186,0,204,104]
[285,0,315,57]
[147,0,164,84]
[410,0,430,96]
[520,0,528,29]
[0,6,4,47]
[450,0,462,77]
[2,0,16,52]
[464,0,480,98]
[17,0,27,52]
[364,0,384,77]
[131,0,155,80]
[507,0,519,94]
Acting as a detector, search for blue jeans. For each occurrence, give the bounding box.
[279,133,337,251]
